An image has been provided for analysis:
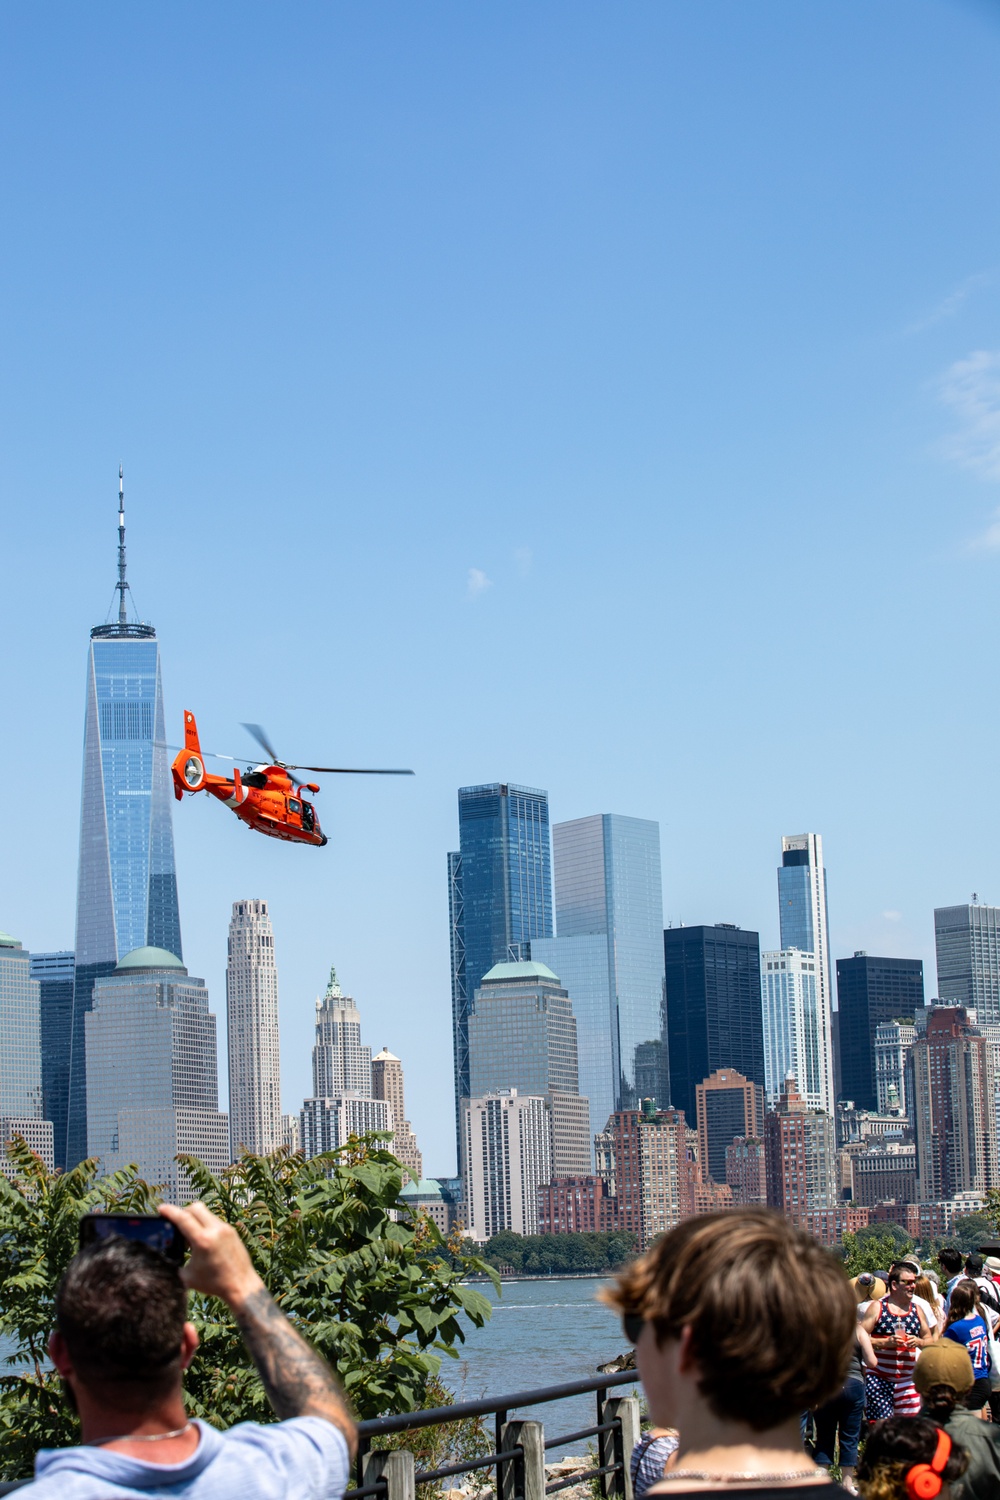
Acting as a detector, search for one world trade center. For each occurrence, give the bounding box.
[66,472,182,1167]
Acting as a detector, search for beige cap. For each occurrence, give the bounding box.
[984,1257,1000,1276]
[913,1341,975,1396]
[851,1273,886,1303]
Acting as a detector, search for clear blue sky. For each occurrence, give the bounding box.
[3,1,1000,1175]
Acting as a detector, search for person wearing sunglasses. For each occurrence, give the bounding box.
[602,1208,856,1495]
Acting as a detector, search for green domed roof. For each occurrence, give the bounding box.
[0,932,20,948]
[480,960,560,983]
[399,1178,445,1199]
[115,946,186,973]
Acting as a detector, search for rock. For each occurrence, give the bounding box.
[596,1350,636,1373]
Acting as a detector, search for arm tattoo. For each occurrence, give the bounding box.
[235,1286,356,1448]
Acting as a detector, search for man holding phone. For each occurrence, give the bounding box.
[20,1201,357,1499]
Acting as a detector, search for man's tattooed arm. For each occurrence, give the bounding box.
[234,1286,358,1455]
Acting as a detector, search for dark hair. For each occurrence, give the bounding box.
[922,1383,960,1424]
[965,1253,984,1277]
[946,1279,980,1327]
[55,1238,188,1406]
[887,1261,917,1289]
[602,1208,855,1431]
[938,1246,963,1275]
[857,1416,966,1500]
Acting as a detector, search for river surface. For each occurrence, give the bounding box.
[445,1276,640,1457]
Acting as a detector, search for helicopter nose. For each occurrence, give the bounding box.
[319,834,328,846]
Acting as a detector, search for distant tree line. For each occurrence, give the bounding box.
[476,1229,638,1275]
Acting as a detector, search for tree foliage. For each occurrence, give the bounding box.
[479,1230,637,1276]
[841,1226,914,1277]
[0,1135,497,1480]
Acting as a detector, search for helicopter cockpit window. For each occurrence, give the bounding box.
[302,802,315,831]
[243,771,268,789]
[287,798,302,814]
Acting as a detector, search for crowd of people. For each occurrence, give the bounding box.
[609,1221,1000,1500]
[8,1199,1000,1500]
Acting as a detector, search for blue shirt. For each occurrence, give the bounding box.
[945,1314,992,1379]
[19,1417,350,1500]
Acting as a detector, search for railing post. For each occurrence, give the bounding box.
[604,1397,640,1500]
[363,1448,415,1500]
[500,1419,545,1500]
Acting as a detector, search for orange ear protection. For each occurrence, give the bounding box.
[906,1428,952,1500]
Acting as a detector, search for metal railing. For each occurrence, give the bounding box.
[351,1370,640,1500]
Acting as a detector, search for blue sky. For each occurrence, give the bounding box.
[3,1,1000,1174]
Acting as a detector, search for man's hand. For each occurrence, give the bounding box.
[160,1201,265,1313]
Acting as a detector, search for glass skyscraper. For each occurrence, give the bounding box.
[448,783,553,1159]
[777,833,835,1113]
[67,481,182,1166]
[664,923,765,1125]
[30,951,74,1171]
[835,953,924,1112]
[533,813,665,1142]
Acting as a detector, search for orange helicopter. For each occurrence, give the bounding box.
[170,712,413,847]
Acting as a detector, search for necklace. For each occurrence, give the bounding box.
[89,1421,194,1447]
[655,1468,823,1485]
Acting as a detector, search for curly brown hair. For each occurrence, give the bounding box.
[601,1208,855,1430]
[857,1416,967,1500]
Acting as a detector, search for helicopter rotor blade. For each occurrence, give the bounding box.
[241,723,281,763]
[155,742,239,763]
[286,764,415,776]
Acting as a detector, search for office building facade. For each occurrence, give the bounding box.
[372,1047,423,1180]
[935,904,1000,1025]
[725,1136,767,1205]
[312,966,372,1097]
[835,954,923,1113]
[874,1019,917,1117]
[85,947,228,1200]
[226,900,282,1158]
[695,1068,764,1187]
[0,933,52,1169]
[777,835,835,1111]
[532,813,665,1147]
[463,1091,552,1240]
[908,1007,999,1202]
[467,960,590,1176]
[30,950,74,1171]
[598,1102,692,1248]
[449,784,552,1159]
[68,482,182,1167]
[663,924,765,1126]
[761,948,824,1110]
[764,1077,838,1221]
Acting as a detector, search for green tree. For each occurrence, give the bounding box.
[0,1135,497,1480]
[480,1230,637,1276]
[948,1212,995,1255]
[841,1227,914,1277]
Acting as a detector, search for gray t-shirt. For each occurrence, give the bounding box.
[18,1417,349,1500]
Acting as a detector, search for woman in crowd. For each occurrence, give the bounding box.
[915,1341,1000,1500]
[855,1416,967,1500]
[942,1281,992,1414]
[914,1273,946,1335]
[630,1426,680,1497]
[603,1207,857,1496]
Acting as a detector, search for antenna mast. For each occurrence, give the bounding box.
[117,465,128,627]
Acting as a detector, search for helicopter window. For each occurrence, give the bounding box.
[287,798,302,814]
[302,802,315,831]
[243,772,268,789]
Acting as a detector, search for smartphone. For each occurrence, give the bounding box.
[78,1213,187,1264]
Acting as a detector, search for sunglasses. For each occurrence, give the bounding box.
[622,1312,645,1345]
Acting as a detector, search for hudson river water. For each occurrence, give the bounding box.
[445,1276,640,1455]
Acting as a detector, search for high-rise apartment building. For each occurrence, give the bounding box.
[30,951,74,1172]
[448,784,552,1158]
[598,1102,692,1249]
[908,1007,999,1202]
[777,835,835,1112]
[531,814,665,1143]
[226,900,281,1159]
[0,933,53,1169]
[935,904,1000,1024]
[835,954,923,1112]
[463,1091,552,1240]
[85,946,228,1200]
[761,949,824,1110]
[695,1068,764,1187]
[764,1077,838,1222]
[725,1136,766,1205]
[467,960,590,1176]
[312,966,372,1096]
[537,1176,611,1234]
[663,924,765,1125]
[299,1094,392,1157]
[372,1047,423,1180]
[874,1019,917,1117]
[68,477,182,1167]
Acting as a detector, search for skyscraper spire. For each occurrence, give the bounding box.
[117,465,127,628]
